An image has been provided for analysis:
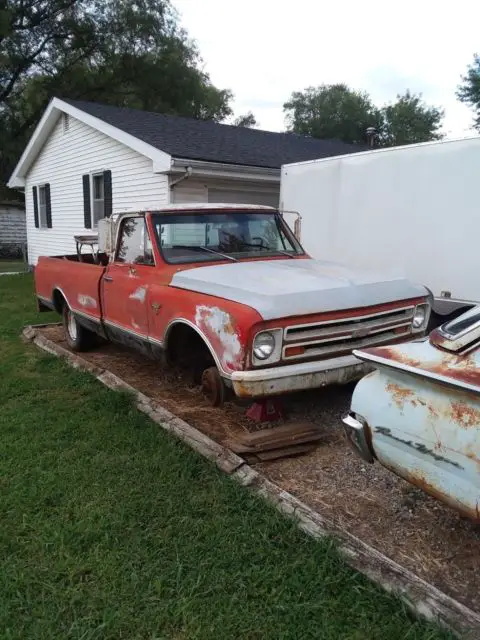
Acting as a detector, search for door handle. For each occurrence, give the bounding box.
[103,275,113,282]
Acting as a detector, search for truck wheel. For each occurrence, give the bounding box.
[63,306,95,352]
[201,366,225,407]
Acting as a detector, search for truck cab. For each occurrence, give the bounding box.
[35,204,432,405]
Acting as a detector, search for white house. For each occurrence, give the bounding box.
[8,97,361,264]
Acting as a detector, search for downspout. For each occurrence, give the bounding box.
[169,165,193,199]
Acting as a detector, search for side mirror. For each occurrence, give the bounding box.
[98,218,114,254]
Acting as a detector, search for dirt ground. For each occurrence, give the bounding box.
[39,325,480,614]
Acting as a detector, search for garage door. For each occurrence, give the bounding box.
[208,188,279,207]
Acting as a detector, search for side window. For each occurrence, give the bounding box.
[116,217,155,265]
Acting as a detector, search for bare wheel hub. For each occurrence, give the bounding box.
[201,366,225,407]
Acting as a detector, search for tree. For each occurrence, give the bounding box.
[283,84,444,147]
[283,84,383,145]
[457,54,480,130]
[0,0,233,192]
[233,111,258,128]
[380,91,443,146]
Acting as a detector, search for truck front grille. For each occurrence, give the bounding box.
[283,305,415,361]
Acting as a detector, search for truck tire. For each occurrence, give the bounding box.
[63,305,96,352]
[201,366,226,407]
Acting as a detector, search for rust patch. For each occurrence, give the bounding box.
[449,401,480,428]
[386,382,416,409]
[368,346,422,368]
[385,382,434,413]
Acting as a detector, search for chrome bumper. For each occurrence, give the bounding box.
[342,413,374,463]
[230,355,373,399]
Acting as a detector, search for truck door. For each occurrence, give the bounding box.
[101,215,156,355]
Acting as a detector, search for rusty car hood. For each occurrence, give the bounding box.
[170,258,426,320]
[354,340,480,395]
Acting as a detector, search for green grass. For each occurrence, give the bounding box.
[0,260,27,273]
[0,275,448,640]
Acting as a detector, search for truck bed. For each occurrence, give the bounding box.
[35,255,106,321]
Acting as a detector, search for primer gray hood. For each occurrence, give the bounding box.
[170,258,427,320]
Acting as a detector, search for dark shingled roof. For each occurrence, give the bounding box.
[64,99,364,169]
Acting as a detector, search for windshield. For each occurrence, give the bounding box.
[151,211,304,264]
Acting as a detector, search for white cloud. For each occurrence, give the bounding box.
[173,0,479,137]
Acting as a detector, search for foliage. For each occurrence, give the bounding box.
[284,84,383,145]
[233,111,258,127]
[0,0,233,190]
[0,273,449,639]
[380,91,444,146]
[457,53,480,130]
[284,84,444,147]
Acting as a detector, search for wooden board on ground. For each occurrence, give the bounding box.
[224,422,323,456]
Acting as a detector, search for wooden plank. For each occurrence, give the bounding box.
[25,324,480,638]
[243,443,316,464]
[224,422,323,454]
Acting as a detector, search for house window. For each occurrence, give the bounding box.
[82,170,111,229]
[92,173,105,226]
[38,185,48,228]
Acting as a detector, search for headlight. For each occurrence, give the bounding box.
[412,304,428,329]
[253,331,275,360]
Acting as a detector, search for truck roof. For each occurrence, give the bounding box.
[114,203,277,217]
[154,203,276,212]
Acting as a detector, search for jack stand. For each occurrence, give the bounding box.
[246,398,283,423]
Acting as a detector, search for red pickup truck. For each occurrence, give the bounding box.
[35,204,431,406]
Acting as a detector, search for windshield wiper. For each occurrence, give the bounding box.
[172,245,237,262]
[237,241,296,259]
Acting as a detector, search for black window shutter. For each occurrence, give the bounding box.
[32,186,39,228]
[82,174,92,229]
[45,183,52,228]
[103,170,112,218]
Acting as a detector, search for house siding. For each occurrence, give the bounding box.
[0,204,26,258]
[25,116,169,264]
[171,178,279,207]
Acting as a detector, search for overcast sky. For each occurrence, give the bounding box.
[173,0,479,138]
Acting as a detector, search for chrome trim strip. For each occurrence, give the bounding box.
[282,330,412,361]
[103,319,150,342]
[283,321,412,349]
[284,304,415,336]
[353,350,480,396]
[73,308,102,323]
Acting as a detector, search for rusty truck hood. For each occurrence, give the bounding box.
[170,258,426,320]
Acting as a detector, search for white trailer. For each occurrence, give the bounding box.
[280,136,480,326]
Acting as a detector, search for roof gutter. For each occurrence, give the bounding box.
[168,158,280,183]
